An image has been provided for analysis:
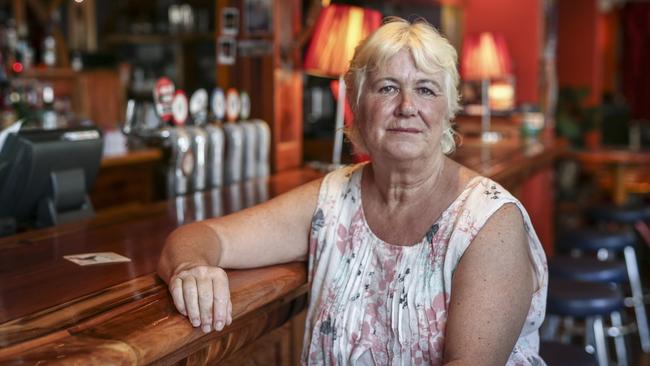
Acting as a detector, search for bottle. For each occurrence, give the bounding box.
[42,28,56,67]
[41,85,57,129]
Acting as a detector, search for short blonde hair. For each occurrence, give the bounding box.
[343,17,461,155]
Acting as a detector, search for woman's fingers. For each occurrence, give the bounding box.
[170,266,232,333]
[197,277,214,332]
[226,299,233,326]
[182,276,201,327]
[170,277,187,316]
[212,272,230,331]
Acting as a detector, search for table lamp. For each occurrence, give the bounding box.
[304,4,381,166]
[462,32,512,143]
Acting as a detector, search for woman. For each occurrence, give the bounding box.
[158,18,547,365]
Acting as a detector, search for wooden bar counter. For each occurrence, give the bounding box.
[0,137,564,365]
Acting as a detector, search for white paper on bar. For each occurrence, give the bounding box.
[64,252,132,266]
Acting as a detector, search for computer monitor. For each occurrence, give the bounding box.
[0,126,103,231]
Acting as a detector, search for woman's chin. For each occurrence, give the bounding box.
[380,145,428,162]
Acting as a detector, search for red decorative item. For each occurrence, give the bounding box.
[153,77,175,123]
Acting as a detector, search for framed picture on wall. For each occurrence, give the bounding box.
[217,36,237,65]
[221,7,239,36]
[244,0,273,36]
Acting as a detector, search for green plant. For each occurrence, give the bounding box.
[555,87,601,147]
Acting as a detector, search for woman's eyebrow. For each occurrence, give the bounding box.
[415,79,442,90]
[372,77,399,84]
[416,79,442,89]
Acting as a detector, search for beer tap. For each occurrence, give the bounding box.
[176,89,207,193]
[205,88,225,188]
[239,91,258,181]
[222,88,244,185]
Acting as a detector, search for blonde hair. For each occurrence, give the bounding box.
[343,17,461,155]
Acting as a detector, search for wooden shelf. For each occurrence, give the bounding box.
[19,67,77,79]
[105,32,214,45]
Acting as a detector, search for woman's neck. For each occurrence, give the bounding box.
[365,154,453,209]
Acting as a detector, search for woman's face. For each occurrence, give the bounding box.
[357,50,448,162]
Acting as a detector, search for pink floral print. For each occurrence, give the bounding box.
[303,164,548,365]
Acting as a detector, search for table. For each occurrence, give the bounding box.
[565,148,650,205]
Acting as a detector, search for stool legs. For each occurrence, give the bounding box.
[623,246,650,352]
[562,317,575,343]
[541,315,561,340]
[610,311,628,366]
[591,316,610,366]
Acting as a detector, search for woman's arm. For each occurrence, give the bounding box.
[443,203,536,366]
[157,178,322,333]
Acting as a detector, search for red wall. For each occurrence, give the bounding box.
[557,0,604,105]
[463,0,542,104]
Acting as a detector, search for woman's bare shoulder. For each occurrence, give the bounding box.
[447,158,482,192]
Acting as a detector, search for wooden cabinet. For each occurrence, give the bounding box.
[76,69,125,130]
[216,0,303,173]
[17,68,124,130]
[91,149,163,211]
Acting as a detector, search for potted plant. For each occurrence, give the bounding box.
[555,87,602,149]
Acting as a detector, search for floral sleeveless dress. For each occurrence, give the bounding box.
[302,164,548,365]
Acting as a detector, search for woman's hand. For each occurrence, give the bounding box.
[169,264,233,333]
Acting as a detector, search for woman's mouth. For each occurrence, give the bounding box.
[386,127,421,133]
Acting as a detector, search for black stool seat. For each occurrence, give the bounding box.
[547,279,624,317]
[589,204,650,224]
[540,341,597,366]
[549,256,628,283]
[559,229,635,252]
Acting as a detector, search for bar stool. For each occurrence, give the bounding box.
[548,257,631,365]
[549,256,627,284]
[540,341,597,366]
[588,204,650,266]
[560,228,650,353]
[589,204,650,228]
[545,279,626,366]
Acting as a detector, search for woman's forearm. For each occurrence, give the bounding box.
[157,222,223,283]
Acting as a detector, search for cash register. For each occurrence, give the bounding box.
[0,125,103,235]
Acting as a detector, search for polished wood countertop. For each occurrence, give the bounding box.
[0,137,564,364]
[451,136,566,190]
[0,169,320,365]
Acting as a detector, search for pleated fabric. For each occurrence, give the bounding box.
[302,164,548,366]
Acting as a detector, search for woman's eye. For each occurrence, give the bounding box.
[417,87,436,96]
[378,85,397,94]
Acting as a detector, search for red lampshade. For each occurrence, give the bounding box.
[304,4,382,78]
[461,32,512,80]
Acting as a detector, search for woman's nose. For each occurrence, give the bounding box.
[396,92,416,117]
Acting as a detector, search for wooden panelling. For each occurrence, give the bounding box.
[76,70,125,131]
[91,149,162,210]
[216,0,303,173]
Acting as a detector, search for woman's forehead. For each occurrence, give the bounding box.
[367,61,445,83]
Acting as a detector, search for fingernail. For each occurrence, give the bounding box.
[202,324,211,333]
[216,321,224,330]
[191,318,200,327]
